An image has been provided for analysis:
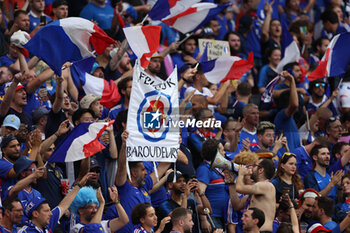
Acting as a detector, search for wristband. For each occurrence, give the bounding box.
[199,192,205,197]
[115,199,120,205]
[74,182,82,188]
[182,77,190,82]
[54,132,60,137]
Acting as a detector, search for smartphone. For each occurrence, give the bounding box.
[40,16,46,25]
[14,2,18,10]
[282,187,290,198]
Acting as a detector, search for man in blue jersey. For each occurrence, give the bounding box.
[240,103,259,151]
[304,145,343,200]
[104,131,172,233]
[28,0,52,33]
[79,0,114,30]
[17,172,93,233]
[274,70,301,152]
[0,197,24,233]
[312,196,340,231]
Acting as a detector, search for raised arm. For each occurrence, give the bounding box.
[236,166,270,195]
[108,186,129,232]
[282,71,298,117]
[52,76,64,114]
[115,130,128,186]
[57,172,94,218]
[206,80,231,105]
[8,166,45,198]
[261,1,273,44]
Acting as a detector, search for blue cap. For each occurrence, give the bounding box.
[126,5,137,21]
[24,196,46,218]
[3,114,20,130]
[14,156,37,177]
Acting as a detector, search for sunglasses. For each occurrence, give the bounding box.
[326,116,340,128]
[90,168,101,173]
[24,168,36,172]
[315,83,326,88]
[281,152,296,161]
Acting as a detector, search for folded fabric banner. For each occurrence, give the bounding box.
[48,121,114,163]
[126,61,179,162]
[23,17,115,76]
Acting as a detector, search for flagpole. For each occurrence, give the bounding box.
[178,33,193,46]
[141,14,149,25]
[305,106,311,132]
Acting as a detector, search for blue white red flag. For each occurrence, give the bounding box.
[261,75,281,103]
[148,0,200,21]
[309,32,350,81]
[161,3,228,34]
[48,121,114,163]
[23,17,115,76]
[71,57,121,109]
[123,26,162,68]
[198,42,209,63]
[276,21,300,73]
[201,52,254,84]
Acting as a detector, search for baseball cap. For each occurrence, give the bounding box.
[2,114,20,130]
[80,94,101,109]
[0,134,17,149]
[4,82,25,93]
[32,107,50,124]
[83,223,104,233]
[91,63,105,74]
[24,196,46,218]
[307,222,331,233]
[150,52,164,61]
[14,156,38,177]
[167,171,188,183]
[90,158,101,169]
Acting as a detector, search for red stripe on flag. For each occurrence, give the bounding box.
[168,0,178,8]
[308,48,330,81]
[90,25,116,55]
[83,121,115,158]
[221,52,254,82]
[140,26,162,68]
[101,80,121,109]
[162,7,198,26]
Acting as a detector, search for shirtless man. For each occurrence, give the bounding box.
[236,158,276,232]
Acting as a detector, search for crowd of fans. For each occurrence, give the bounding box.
[0,0,350,233]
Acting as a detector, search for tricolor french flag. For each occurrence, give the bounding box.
[71,57,121,109]
[123,25,161,68]
[308,32,350,81]
[161,3,228,34]
[148,0,200,21]
[201,52,254,84]
[48,121,114,163]
[276,22,300,73]
[261,75,281,103]
[23,17,115,76]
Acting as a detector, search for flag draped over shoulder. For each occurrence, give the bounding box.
[308,32,350,81]
[126,62,179,162]
[70,57,121,109]
[200,52,254,83]
[123,26,162,68]
[23,17,115,75]
[48,121,114,163]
